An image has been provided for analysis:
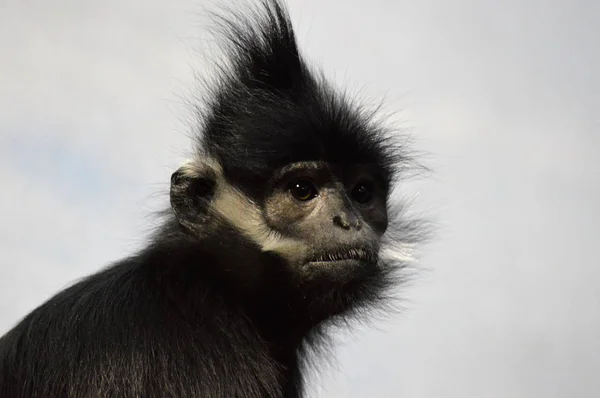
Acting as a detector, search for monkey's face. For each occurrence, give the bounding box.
[261,161,389,279]
[170,158,390,285]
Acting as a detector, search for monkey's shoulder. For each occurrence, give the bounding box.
[0,258,283,397]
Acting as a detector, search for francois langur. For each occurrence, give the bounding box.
[0,0,426,396]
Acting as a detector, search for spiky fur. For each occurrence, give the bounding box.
[193,0,409,199]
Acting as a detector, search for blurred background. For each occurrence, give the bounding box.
[1,0,599,396]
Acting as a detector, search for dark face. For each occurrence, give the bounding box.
[262,161,389,278]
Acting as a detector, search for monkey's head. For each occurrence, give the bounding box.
[168,1,420,323]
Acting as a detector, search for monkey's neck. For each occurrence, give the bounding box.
[145,222,321,334]
[139,230,317,396]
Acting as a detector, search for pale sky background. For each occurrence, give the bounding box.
[1,0,599,397]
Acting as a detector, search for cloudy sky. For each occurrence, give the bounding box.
[1,0,599,396]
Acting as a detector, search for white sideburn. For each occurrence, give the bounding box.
[179,158,306,259]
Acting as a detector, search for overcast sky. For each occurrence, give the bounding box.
[1,0,599,397]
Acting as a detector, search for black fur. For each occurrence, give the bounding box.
[197,0,405,200]
[0,1,422,397]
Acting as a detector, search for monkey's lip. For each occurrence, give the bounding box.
[308,248,377,265]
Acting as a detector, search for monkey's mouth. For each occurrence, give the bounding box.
[308,248,378,265]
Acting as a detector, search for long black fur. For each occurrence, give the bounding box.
[0,1,422,397]
[196,0,407,199]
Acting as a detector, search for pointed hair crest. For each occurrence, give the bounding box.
[191,0,410,199]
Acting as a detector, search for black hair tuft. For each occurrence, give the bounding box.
[196,0,406,198]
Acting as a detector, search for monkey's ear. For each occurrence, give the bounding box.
[170,163,217,231]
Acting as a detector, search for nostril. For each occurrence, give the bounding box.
[333,215,363,231]
[333,215,351,230]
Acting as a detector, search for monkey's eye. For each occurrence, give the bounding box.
[351,182,374,204]
[288,179,318,201]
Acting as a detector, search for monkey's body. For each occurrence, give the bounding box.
[0,1,423,397]
[0,240,300,397]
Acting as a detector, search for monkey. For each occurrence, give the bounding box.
[0,0,425,397]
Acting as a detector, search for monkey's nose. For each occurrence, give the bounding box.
[333,214,362,231]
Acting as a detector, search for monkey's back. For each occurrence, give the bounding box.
[0,256,284,398]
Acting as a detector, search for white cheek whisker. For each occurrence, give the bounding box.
[191,157,306,259]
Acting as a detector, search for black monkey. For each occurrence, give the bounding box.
[0,1,424,397]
